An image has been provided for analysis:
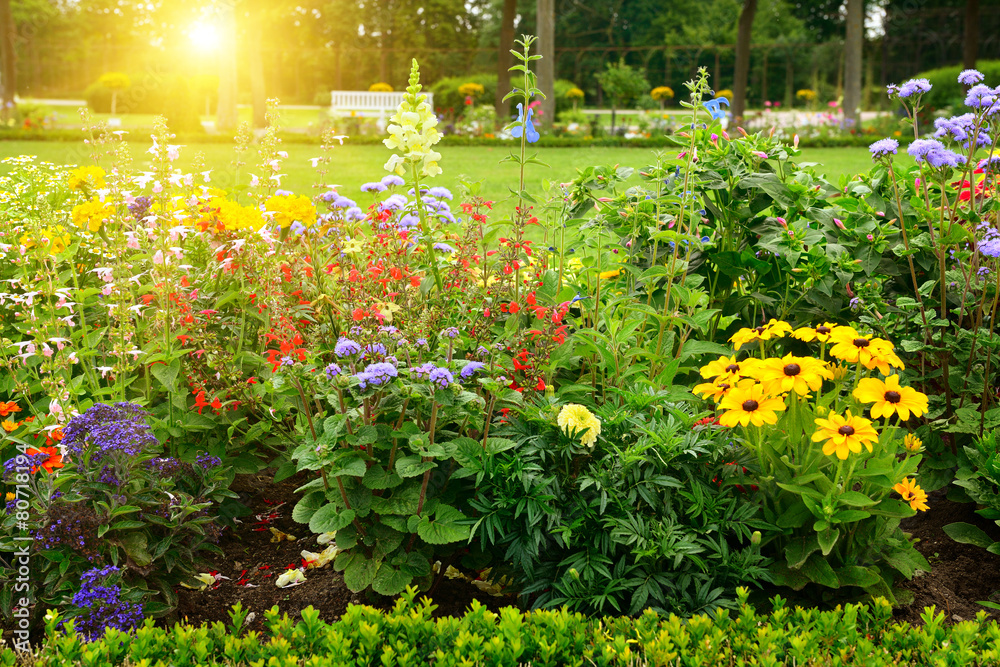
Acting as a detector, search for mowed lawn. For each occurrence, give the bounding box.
[0,140,873,207]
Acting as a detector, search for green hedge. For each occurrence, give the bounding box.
[912,60,1000,110]
[5,588,1000,667]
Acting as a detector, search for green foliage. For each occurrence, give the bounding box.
[84,73,203,133]
[946,430,1000,556]
[469,399,770,616]
[13,588,1000,666]
[912,61,1000,110]
[595,60,649,111]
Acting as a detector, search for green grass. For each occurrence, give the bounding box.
[0,139,872,206]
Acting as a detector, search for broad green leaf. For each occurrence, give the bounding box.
[309,503,356,534]
[292,491,325,524]
[799,553,839,588]
[943,522,995,550]
[362,465,403,490]
[396,455,435,478]
[417,504,470,545]
[371,564,412,596]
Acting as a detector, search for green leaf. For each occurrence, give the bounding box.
[370,484,421,516]
[150,358,181,393]
[785,534,821,569]
[109,520,147,531]
[417,504,470,545]
[371,564,412,596]
[330,452,367,478]
[832,509,871,523]
[396,455,435,478]
[362,465,403,490]
[799,553,839,588]
[776,500,813,529]
[816,527,840,556]
[119,532,152,567]
[837,491,876,507]
[943,522,996,550]
[835,565,881,589]
[309,503,356,534]
[342,554,377,591]
[292,491,325,524]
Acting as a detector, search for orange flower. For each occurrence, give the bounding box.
[1,420,17,433]
[26,446,64,474]
[0,401,21,417]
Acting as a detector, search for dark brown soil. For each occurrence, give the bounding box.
[894,491,1000,625]
[172,473,517,634]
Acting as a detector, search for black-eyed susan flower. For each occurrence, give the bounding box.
[693,377,734,402]
[729,319,792,350]
[828,326,871,362]
[812,410,879,459]
[718,380,786,427]
[699,355,749,382]
[903,433,923,453]
[860,338,905,374]
[749,353,831,397]
[792,322,839,343]
[853,375,929,421]
[893,478,929,511]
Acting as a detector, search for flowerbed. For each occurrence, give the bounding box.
[4,36,1000,651]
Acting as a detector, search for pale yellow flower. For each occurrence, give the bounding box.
[557,404,601,447]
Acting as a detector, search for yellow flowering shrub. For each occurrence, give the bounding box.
[21,225,71,254]
[71,199,114,233]
[458,82,485,97]
[565,86,585,100]
[650,86,674,101]
[796,89,818,101]
[369,82,394,92]
[264,194,316,230]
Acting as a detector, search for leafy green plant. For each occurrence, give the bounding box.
[595,59,649,134]
[468,395,769,615]
[944,428,1000,557]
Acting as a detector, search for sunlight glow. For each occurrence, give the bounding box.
[189,22,220,51]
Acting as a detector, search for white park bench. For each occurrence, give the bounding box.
[329,91,435,127]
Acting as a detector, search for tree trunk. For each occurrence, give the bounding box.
[248,4,267,129]
[495,0,517,120]
[0,0,16,123]
[964,0,980,72]
[843,0,863,130]
[536,0,555,130]
[216,3,239,132]
[732,0,757,124]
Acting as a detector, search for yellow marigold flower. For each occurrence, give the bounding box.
[67,165,106,191]
[557,404,601,447]
[213,198,264,232]
[4,491,14,503]
[265,194,316,230]
[893,478,929,512]
[598,269,620,280]
[21,225,71,254]
[71,199,114,233]
[812,410,879,460]
[860,339,905,374]
[718,380,786,427]
[903,433,923,453]
[1,419,17,433]
[750,354,831,397]
[693,377,735,403]
[566,87,585,100]
[792,322,839,343]
[853,375,928,421]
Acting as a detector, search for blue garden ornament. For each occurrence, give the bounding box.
[704,96,730,121]
[511,103,540,143]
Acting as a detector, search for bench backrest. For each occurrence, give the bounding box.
[329,91,435,112]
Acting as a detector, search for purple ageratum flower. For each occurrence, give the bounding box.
[459,361,486,382]
[344,207,366,222]
[908,139,946,162]
[396,213,420,230]
[476,345,489,357]
[959,69,985,86]
[869,138,899,160]
[428,366,454,389]
[361,181,387,193]
[897,78,932,98]
[355,362,398,390]
[325,362,343,379]
[381,174,405,188]
[364,342,388,357]
[433,243,456,253]
[61,403,158,465]
[411,362,438,379]
[441,327,460,339]
[274,189,293,197]
[979,155,1000,172]
[334,337,362,358]
[926,148,966,169]
[415,338,429,349]
[319,191,338,203]
[979,226,1000,258]
[427,187,453,200]
[380,194,408,212]
[965,84,997,110]
[332,196,357,209]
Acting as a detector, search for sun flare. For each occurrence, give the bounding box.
[188,22,220,51]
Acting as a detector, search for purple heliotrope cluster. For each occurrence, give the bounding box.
[62,403,158,465]
[65,565,144,641]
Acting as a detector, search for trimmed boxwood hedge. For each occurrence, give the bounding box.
[4,588,1000,667]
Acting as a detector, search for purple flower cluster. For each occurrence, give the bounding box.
[381,174,405,188]
[868,138,899,159]
[427,187,453,200]
[892,78,932,98]
[128,196,153,222]
[965,84,997,110]
[959,69,985,86]
[146,457,187,477]
[934,113,990,148]
[34,503,102,559]
[411,363,455,388]
[380,194,408,212]
[67,565,144,641]
[62,403,158,465]
[459,361,486,382]
[364,342,388,357]
[361,181,387,193]
[195,452,222,470]
[441,327,460,340]
[979,225,1000,258]
[355,362,398,390]
[334,337,362,358]
[2,452,50,481]
[433,243,456,253]
[325,362,343,379]
[907,139,966,169]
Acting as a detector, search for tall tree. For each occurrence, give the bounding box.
[732,0,757,123]
[964,0,980,71]
[0,0,15,121]
[536,0,554,129]
[843,0,863,130]
[495,0,517,120]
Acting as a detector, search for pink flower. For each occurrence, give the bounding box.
[834,218,845,230]
[152,250,165,265]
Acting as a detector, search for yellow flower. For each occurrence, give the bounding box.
[749,354,831,397]
[265,194,316,230]
[557,404,601,447]
[566,87,585,100]
[791,322,839,343]
[383,60,443,179]
[21,225,71,255]
[342,238,365,254]
[729,319,791,350]
[71,199,114,233]
[598,269,620,280]
[4,491,14,503]
[368,82,394,92]
[699,355,750,383]
[853,375,928,421]
[458,82,485,97]
[812,410,879,460]
[1,420,17,433]
[860,339,905,374]
[693,377,735,403]
[650,86,674,101]
[718,381,786,427]
[893,478,929,512]
[828,328,899,370]
[67,165,106,191]
[903,434,923,453]
[211,198,264,232]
